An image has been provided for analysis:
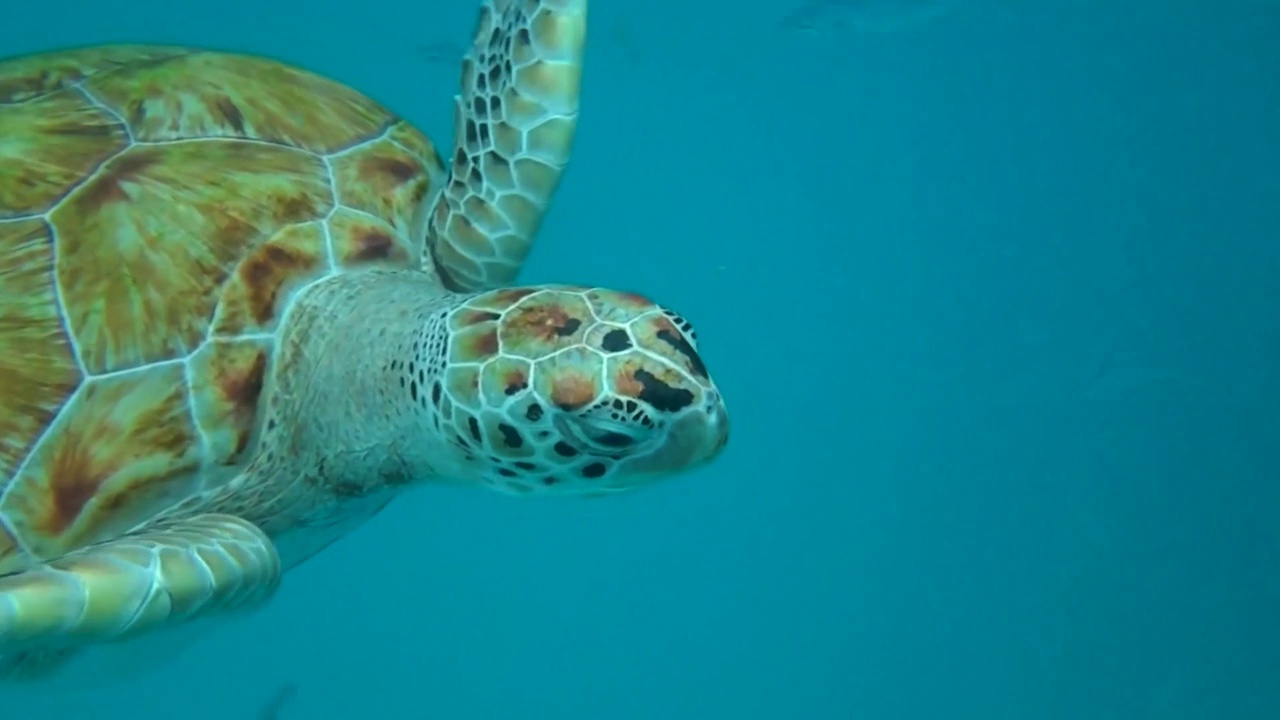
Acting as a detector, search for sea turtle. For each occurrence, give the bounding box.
[0,0,728,681]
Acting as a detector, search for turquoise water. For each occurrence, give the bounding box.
[5,0,1279,717]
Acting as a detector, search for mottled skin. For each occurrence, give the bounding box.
[0,0,728,681]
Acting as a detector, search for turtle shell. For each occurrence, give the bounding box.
[0,45,446,574]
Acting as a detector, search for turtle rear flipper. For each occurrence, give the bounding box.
[0,514,280,669]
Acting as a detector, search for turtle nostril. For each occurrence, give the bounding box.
[704,390,722,412]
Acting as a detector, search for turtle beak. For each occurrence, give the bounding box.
[704,389,729,456]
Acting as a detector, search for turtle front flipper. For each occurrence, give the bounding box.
[0,514,279,665]
[423,0,587,291]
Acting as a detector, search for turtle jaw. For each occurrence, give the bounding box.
[453,385,730,497]
[596,388,730,490]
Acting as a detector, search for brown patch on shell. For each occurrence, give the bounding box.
[0,363,203,559]
[329,132,441,242]
[188,337,272,464]
[329,208,413,270]
[0,90,129,218]
[50,140,331,374]
[0,219,84,481]
[386,121,446,174]
[211,222,328,336]
[83,50,391,152]
[0,45,189,105]
[74,150,159,207]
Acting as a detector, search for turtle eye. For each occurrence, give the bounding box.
[557,412,647,455]
[582,428,635,449]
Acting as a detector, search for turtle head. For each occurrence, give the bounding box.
[431,285,728,494]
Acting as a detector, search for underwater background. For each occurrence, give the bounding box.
[5,0,1278,717]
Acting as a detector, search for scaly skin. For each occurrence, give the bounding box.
[0,515,277,679]
[424,0,587,291]
[0,515,276,649]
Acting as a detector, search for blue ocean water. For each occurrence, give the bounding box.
[4,0,1279,717]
